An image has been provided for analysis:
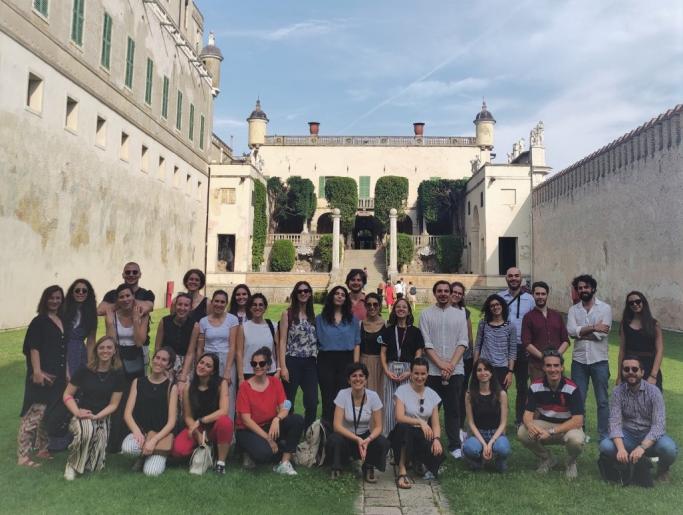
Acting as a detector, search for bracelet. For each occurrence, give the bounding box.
[507,369,514,374]
[64,396,74,403]
[433,436,441,441]
[649,375,657,380]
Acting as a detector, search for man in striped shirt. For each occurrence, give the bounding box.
[518,350,585,480]
[598,356,677,483]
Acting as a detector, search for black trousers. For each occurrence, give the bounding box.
[427,374,463,451]
[235,414,305,464]
[317,350,354,423]
[459,357,473,430]
[514,349,529,424]
[390,423,445,476]
[326,431,389,472]
[285,356,319,429]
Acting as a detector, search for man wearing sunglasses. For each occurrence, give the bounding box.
[598,356,677,484]
[98,262,155,316]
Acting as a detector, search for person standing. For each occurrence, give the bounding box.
[406,282,417,310]
[63,279,97,377]
[228,284,252,325]
[236,293,278,384]
[358,293,386,395]
[566,274,612,442]
[420,281,469,459]
[376,281,385,312]
[498,267,534,426]
[521,282,570,381]
[473,294,517,389]
[346,269,368,321]
[385,281,395,310]
[156,293,196,383]
[180,269,208,324]
[451,281,473,441]
[394,278,405,300]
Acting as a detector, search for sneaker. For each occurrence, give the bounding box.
[274,461,298,476]
[459,429,468,443]
[242,453,256,470]
[584,434,591,444]
[450,448,463,460]
[536,455,557,474]
[565,460,578,480]
[423,470,436,480]
[64,464,76,481]
[351,459,363,478]
[214,462,226,475]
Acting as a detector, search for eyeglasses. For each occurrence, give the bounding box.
[74,288,88,294]
[124,270,140,276]
[366,302,379,308]
[250,360,269,369]
[628,299,643,306]
[251,304,265,309]
[622,366,640,373]
[297,289,311,294]
[419,398,425,414]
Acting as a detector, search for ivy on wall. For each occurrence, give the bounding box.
[374,176,409,233]
[386,232,415,270]
[267,176,316,233]
[417,178,467,234]
[251,180,267,271]
[324,177,358,241]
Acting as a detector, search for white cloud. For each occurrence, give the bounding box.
[217,19,339,41]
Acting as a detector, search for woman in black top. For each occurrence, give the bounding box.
[184,269,208,323]
[380,298,424,436]
[358,293,386,395]
[229,284,252,325]
[62,336,125,480]
[618,291,664,390]
[156,293,196,383]
[17,285,67,467]
[122,346,178,476]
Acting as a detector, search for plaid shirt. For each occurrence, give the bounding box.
[608,380,666,442]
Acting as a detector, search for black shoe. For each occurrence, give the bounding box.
[214,463,226,475]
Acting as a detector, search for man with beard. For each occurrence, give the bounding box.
[599,356,677,484]
[522,282,570,380]
[499,267,534,426]
[566,274,612,442]
[346,269,367,321]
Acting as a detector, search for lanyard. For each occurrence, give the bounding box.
[395,326,408,360]
[352,392,367,435]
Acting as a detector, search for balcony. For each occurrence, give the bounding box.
[266,233,322,246]
[358,198,374,210]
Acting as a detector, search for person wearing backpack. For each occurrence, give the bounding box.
[407,282,417,310]
[236,294,278,384]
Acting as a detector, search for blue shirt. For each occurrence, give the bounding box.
[315,314,361,352]
[498,289,534,343]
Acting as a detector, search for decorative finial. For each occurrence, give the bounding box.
[208,32,216,46]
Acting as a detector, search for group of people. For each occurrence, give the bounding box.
[377,278,418,311]
[17,263,676,487]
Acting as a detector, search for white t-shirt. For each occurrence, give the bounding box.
[394,282,404,295]
[242,320,276,374]
[334,388,383,435]
[394,383,441,422]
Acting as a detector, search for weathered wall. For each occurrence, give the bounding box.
[532,105,683,330]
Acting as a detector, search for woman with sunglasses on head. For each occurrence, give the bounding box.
[451,281,473,439]
[172,352,233,474]
[278,281,318,429]
[62,336,125,480]
[473,294,517,390]
[178,269,208,324]
[63,279,97,378]
[156,293,196,388]
[236,347,304,475]
[122,347,178,476]
[617,291,664,390]
[380,298,424,436]
[462,359,510,472]
[391,357,444,487]
[359,293,386,396]
[229,284,252,325]
[237,294,279,385]
[17,285,67,468]
[316,286,361,423]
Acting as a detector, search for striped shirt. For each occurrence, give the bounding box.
[526,377,583,423]
[608,380,666,442]
[475,320,517,368]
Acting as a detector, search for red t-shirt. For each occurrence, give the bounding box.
[236,377,286,429]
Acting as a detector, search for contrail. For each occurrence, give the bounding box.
[338,0,532,133]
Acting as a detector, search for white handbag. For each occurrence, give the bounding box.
[189,431,214,475]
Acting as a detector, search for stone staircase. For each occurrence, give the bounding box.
[342,248,387,290]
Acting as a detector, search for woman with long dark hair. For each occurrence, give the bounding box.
[236,293,279,384]
[316,286,361,423]
[17,285,67,467]
[359,293,386,395]
[172,352,234,474]
[473,294,517,389]
[462,359,510,472]
[617,291,664,390]
[229,284,252,325]
[278,281,318,428]
[156,293,196,387]
[63,279,97,377]
[451,281,473,437]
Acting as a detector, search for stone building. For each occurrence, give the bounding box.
[0,0,222,328]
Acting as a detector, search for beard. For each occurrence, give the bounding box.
[579,291,594,302]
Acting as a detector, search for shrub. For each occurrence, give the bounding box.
[313,290,328,304]
[324,177,358,238]
[374,176,409,232]
[417,178,467,234]
[386,233,414,270]
[252,180,267,271]
[435,236,463,273]
[270,240,296,272]
[314,234,342,271]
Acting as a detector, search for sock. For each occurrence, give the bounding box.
[216,460,225,466]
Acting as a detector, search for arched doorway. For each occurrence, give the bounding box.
[398,214,413,234]
[316,212,333,234]
[353,215,381,249]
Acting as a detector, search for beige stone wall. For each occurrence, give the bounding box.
[532,106,682,330]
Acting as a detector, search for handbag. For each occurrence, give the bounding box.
[189,431,213,475]
[146,431,174,456]
[115,313,145,378]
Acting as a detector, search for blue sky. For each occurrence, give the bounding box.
[202,0,682,171]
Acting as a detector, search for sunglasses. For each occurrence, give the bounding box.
[250,360,269,369]
[628,299,643,306]
[124,270,140,276]
[74,288,88,294]
[419,398,425,414]
[297,288,311,294]
[622,366,640,373]
[366,302,379,308]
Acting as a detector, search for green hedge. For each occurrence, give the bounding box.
[324,177,357,236]
[435,235,463,273]
[417,178,467,234]
[386,233,414,270]
[374,176,409,232]
[314,234,343,271]
[251,180,267,271]
[270,240,296,272]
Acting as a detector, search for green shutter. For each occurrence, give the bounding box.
[359,176,370,198]
[33,0,48,16]
[188,104,195,140]
[144,58,153,105]
[161,76,169,119]
[100,13,112,69]
[71,0,84,46]
[199,115,205,149]
[125,37,135,88]
[176,91,183,130]
[319,176,326,197]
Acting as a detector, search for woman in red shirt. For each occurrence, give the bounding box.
[236,347,304,474]
[385,281,395,310]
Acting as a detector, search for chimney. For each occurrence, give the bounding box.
[413,122,425,136]
[308,122,320,135]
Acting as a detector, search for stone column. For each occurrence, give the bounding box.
[388,208,398,275]
[332,208,341,271]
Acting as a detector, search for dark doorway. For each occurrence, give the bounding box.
[354,216,380,249]
[498,237,517,275]
[316,213,333,234]
[217,234,235,272]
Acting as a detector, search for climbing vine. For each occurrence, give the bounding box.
[251,180,267,270]
[417,179,467,234]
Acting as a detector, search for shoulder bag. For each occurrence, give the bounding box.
[189,431,214,475]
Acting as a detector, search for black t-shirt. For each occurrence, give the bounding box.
[161,314,194,356]
[381,325,425,362]
[360,323,385,356]
[71,367,125,413]
[103,286,155,305]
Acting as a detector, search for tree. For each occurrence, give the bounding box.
[324,177,357,245]
[251,180,267,270]
[267,176,316,233]
[270,240,296,272]
[374,176,409,233]
[435,235,464,273]
[417,178,467,235]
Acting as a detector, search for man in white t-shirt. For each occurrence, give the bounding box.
[394,279,405,299]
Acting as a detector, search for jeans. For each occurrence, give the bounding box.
[427,374,463,451]
[599,431,678,472]
[571,360,610,440]
[462,431,511,470]
[285,356,319,429]
[235,414,305,464]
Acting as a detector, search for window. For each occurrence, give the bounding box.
[161,76,169,119]
[197,180,203,201]
[120,131,129,161]
[480,191,484,207]
[219,188,236,204]
[501,189,516,206]
[359,176,370,198]
[141,145,149,173]
[70,0,85,46]
[100,13,112,69]
[217,235,235,272]
[26,73,44,113]
[157,156,165,180]
[144,58,153,105]
[33,0,48,17]
[319,176,326,196]
[173,166,180,188]
[175,91,183,130]
[65,96,78,131]
[188,103,195,141]
[124,37,135,89]
[96,116,106,147]
[199,115,205,150]
[467,201,471,216]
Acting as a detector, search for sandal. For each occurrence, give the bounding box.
[364,466,377,484]
[396,474,413,489]
[17,458,41,468]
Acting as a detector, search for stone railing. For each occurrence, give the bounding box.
[266,233,322,246]
[358,198,374,210]
[410,235,443,247]
[264,135,476,146]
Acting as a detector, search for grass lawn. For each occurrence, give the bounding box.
[1,303,681,514]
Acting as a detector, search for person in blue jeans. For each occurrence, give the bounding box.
[599,356,677,483]
[463,359,511,471]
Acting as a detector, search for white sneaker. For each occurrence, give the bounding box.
[423,470,436,480]
[450,449,462,460]
[273,460,298,476]
[64,464,76,481]
[536,455,557,474]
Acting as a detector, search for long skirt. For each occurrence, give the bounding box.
[360,354,384,399]
[382,361,410,437]
[67,416,110,474]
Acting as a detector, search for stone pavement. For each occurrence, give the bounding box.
[354,467,451,515]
